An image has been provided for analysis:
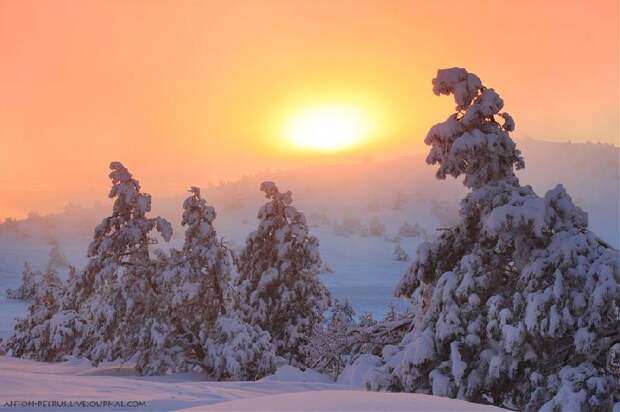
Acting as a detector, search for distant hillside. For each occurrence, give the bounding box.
[1,138,618,248]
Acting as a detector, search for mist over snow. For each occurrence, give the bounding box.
[0,138,617,341]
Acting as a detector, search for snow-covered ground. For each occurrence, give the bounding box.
[0,357,504,411]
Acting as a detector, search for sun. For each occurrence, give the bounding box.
[284,104,374,151]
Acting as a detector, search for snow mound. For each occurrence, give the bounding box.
[182,390,505,411]
[261,365,333,384]
[336,354,382,387]
[0,356,507,411]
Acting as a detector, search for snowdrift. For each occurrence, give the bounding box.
[0,356,504,412]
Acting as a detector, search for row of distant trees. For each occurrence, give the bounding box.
[6,164,332,378]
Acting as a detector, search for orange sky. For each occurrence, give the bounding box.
[0,0,618,218]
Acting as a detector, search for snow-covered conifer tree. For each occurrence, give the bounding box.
[7,262,38,301]
[358,312,377,328]
[46,241,71,271]
[236,182,330,365]
[366,216,386,237]
[307,299,356,378]
[398,221,428,239]
[135,187,276,378]
[368,68,620,411]
[67,162,173,365]
[8,265,85,362]
[201,316,277,380]
[329,299,355,331]
[383,302,398,322]
[393,244,409,262]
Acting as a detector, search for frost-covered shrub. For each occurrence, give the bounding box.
[358,311,377,328]
[334,217,365,237]
[307,299,356,378]
[236,182,330,365]
[7,263,39,301]
[203,316,277,381]
[337,353,383,387]
[369,68,620,411]
[309,300,411,380]
[8,269,87,362]
[364,216,386,237]
[46,241,71,272]
[8,243,71,302]
[393,244,409,262]
[397,222,428,239]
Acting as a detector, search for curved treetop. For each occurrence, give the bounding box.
[425,68,524,189]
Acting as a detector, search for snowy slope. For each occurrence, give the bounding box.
[185,391,505,411]
[0,357,504,412]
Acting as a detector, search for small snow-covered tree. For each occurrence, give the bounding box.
[329,299,356,331]
[310,302,411,379]
[393,244,409,262]
[8,266,86,362]
[307,299,356,378]
[334,217,364,237]
[365,216,386,237]
[368,68,620,411]
[398,221,428,239]
[236,182,330,365]
[358,312,377,328]
[7,263,38,301]
[202,316,277,380]
[46,241,71,272]
[383,302,398,322]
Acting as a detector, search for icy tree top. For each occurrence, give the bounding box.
[88,162,172,259]
[181,186,216,232]
[425,68,524,189]
[179,185,227,273]
[260,181,293,205]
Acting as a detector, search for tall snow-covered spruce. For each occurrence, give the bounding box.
[366,68,620,411]
[236,182,330,364]
[10,162,174,366]
[73,162,173,365]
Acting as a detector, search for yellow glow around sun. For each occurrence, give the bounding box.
[285,104,374,151]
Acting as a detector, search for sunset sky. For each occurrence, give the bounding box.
[1,0,618,218]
